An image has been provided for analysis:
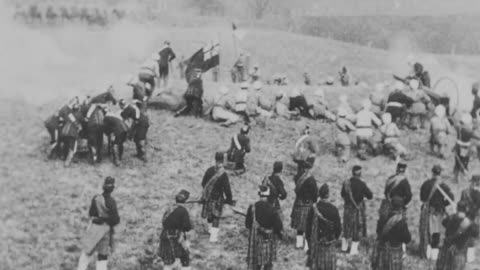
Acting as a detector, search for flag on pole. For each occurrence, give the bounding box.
[185,41,220,82]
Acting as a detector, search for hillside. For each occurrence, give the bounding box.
[2,18,480,270]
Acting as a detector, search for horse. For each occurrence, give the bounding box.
[82,105,105,163]
[89,88,117,105]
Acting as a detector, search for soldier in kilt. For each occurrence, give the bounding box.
[340,165,373,255]
[201,152,234,243]
[419,165,454,260]
[291,160,318,250]
[226,125,251,175]
[175,68,204,118]
[262,161,287,215]
[371,196,411,270]
[292,126,318,177]
[158,190,192,270]
[436,201,479,270]
[379,163,412,221]
[76,177,120,270]
[245,185,283,270]
[305,184,341,270]
[120,99,150,162]
[460,175,480,262]
[453,113,478,183]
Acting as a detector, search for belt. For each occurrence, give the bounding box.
[457,140,471,147]
[387,102,403,108]
[356,126,372,129]
[236,101,247,105]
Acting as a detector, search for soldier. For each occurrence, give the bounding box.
[308,88,336,122]
[430,105,452,158]
[460,175,480,262]
[303,72,311,86]
[379,113,408,162]
[291,160,318,250]
[436,201,479,270]
[292,126,318,177]
[470,82,480,119]
[305,184,341,270]
[370,83,386,116]
[405,79,431,130]
[76,177,120,270]
[385,82,414,126]
[158,190,192,270]
[249,64,261,83]
[138,53,160,96]
[335,108,356,163]
[371,196,411,270]
[337,94,356,122]
[226,125,251,175]
[208,86,241,127]
[340,165,373,255]
[355,99,382,160]
[261,161,287,214]
[272,92,299,120]
[103,113,128,166]
[409,62,431,88]
[419,165,454,260]
[454,113,480,182]
[379,163,412,220]
[247,81,273,119]
[59,101,83,167]
[45,97,79,159]
[234,82,250,124]
[201,152,234,243]
[245,185,283,270]
[234,53,246,82]
[119,100,150,162]
[175,69,204,118]
[339,66,351,87]
[158,41,176,88]
[289,88,312,118]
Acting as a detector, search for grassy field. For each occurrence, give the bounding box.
[3,17,480,270]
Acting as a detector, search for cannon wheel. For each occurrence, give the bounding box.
[432,77,460,117]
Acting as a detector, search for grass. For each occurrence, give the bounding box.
[3,20,480,270]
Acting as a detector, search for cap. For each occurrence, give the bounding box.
[215,152,224,162]
[432,165,442,175]
[434,105,446,118]
[318,183,329,199]
[382,113,392,124]
[258,185,270,197]
[273,161,283,173]
[252,81,263,91]
[103,176,115,188]
[397,162,407,172]
[352,165,362,175]
[175,189,190,203]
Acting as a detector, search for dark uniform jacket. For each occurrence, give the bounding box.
[264,173,287,208]
[420,178,454,211]
[289,95,311,118]
[442,214,479,249]
[387,91,414,107]
[293,173,318,204]
[246,201,283,237]
[471,96,480,119]
[385,174,412,206]
[89,192,120,228]
[376,212,411,247]
[305,200,342,242]
[229,133,251,154]
[341,177,373,206]
[104,115,128,136]
[460,188,480,220]
[162,205,192,232]
[159,47,176,67]
[185,77,203,99]
[202,166,233,203]
[121,105,140,121]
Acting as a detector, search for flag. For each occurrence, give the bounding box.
[185,41,220,82]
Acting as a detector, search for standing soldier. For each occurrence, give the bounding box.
[460,175,480,262]
[261,161,287,215]
[339,66,351,87]
[158,190,193,270]
[158,41,176,89]
[249,64,261,83]
[436,201,479,270]
[471,82,480,120]
[291,160,318,250]
[335,108,356,163]
[419,165,454,260]
[454,113,478,182]
[119,100,150,162]
[59,102,83,167]
[371,196,411,270]
[201,152,234,243]
[340,165,373,255]
[292,126,318,177]
[305,184,341,270]
[226,126,251,175]
[245,185,283,270]
[103,113,128,166]
[76,177,120,270]
[175,69,204,118]
[430,105,452,158]
[379,163,412,220]
[355,99,382,160]
[234,53,246,82]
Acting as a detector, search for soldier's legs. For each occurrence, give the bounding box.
[65,137,78,167]
[135,140,147,162]
[76,252,91,270]
[96,254,108,270]
[192,97,203,118]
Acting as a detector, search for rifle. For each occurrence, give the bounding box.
[393,75,408,85]
[184,200,237,206]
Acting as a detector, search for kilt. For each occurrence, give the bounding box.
[159,64,169,77]
[436,245,467,270]
[158,229,189,266]
[307,240,337,270]
[201,199,224,220]
[246,232,277,268]
[343,202,366,240]
[291,201,313,231]
[227,148,245,169]
[371,241,403,270]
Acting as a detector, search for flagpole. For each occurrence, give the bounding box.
[217,32,222,83]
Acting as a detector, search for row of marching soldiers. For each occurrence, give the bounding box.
[75,156,480,270]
